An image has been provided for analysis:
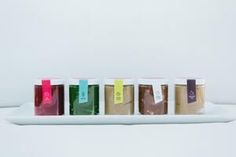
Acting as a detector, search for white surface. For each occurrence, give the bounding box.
[1,104,236,157]
[6,102,236,125]
[0,0,236,105]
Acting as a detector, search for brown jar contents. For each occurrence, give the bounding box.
[139,85,168,115]
[175,84,205,115]
[105,85,134,115]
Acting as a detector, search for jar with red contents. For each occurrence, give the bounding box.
[34,79,64,115]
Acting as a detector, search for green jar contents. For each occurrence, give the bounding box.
[69,79,99,115]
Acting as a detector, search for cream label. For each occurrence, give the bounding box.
[79,80,88,103]
[152,83,163,104]
[114,80,124,104]
[187,79,196,103]
[42,80,52,104]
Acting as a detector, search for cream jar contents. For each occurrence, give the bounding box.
[175,78,205,114]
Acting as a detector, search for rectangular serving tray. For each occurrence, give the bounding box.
[6,102,236,125]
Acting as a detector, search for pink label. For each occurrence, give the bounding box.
[42,80,52,104]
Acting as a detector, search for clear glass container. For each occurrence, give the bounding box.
[69,78,99,115]
[139,78,168,115]
[34,78,64,115]
[175,78,205,114]
[104,79,134,115]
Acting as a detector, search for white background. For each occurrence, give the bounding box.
[0,0,236,104]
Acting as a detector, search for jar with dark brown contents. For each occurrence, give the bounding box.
[175,78,205,115]
[139,79,168,115]
[104,79,134,115]
[34,78,64,115]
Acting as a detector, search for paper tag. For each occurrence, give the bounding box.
[152,83,163,104]
[79,80,88,103]
[187,79,196,103]
[114,80,123,104]
[42,80,52,104]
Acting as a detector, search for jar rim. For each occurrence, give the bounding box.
[69,78,99,85]
[175,78,205,85]
[138,78,168,85]
[34,78,64,85]
[104,78,134,85]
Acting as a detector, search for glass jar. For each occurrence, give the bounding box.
[34,78,64,115]
[69,78,99,115]
[175,78,205,114]
[104,79,134,115]
[139,78,168,115]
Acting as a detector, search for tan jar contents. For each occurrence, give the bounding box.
[175,78,205,114]
[104,79,134,115]
[138,78,168,115]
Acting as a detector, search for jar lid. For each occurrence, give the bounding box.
[34,78,64,85]
[175,78,205,85]
[69,78,99,85]
[104,78,134,85]
[138,78,168,85]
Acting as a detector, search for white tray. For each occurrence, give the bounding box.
[6,102,236,125]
